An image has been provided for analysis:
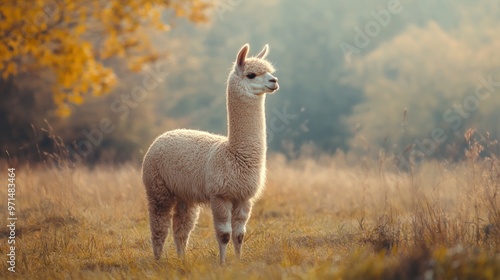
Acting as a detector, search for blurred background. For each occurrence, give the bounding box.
[1,0,499,165]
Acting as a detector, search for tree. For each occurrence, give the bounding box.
[344,19,500,161]
[0,0,209,116]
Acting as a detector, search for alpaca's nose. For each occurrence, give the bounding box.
[269,77,278,83]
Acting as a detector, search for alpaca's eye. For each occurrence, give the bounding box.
[246,73,256,79]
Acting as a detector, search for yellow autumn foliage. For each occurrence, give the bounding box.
[0,0,210,117]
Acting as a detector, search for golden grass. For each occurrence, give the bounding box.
[0,153,499,279]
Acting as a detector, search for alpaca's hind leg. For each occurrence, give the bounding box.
[210,196,233,265]
[147,181,175,260]
[231,200,252,260]
[148,198,174,260]
[173,201,200,257]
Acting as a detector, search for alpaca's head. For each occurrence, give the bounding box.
[229,44,279,98]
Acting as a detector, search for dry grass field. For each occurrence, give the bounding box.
[1,150,500,279]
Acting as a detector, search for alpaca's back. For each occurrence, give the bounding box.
[142,129,226,203]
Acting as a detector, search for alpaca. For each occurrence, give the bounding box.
[141,44,279,264]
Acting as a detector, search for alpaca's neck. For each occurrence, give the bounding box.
[226,88,266,157]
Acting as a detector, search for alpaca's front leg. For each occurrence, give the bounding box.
[210,196,232,265]
[231,200,252,260]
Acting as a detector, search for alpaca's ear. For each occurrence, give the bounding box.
[235,44,249,75]
[256,44,269,59]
